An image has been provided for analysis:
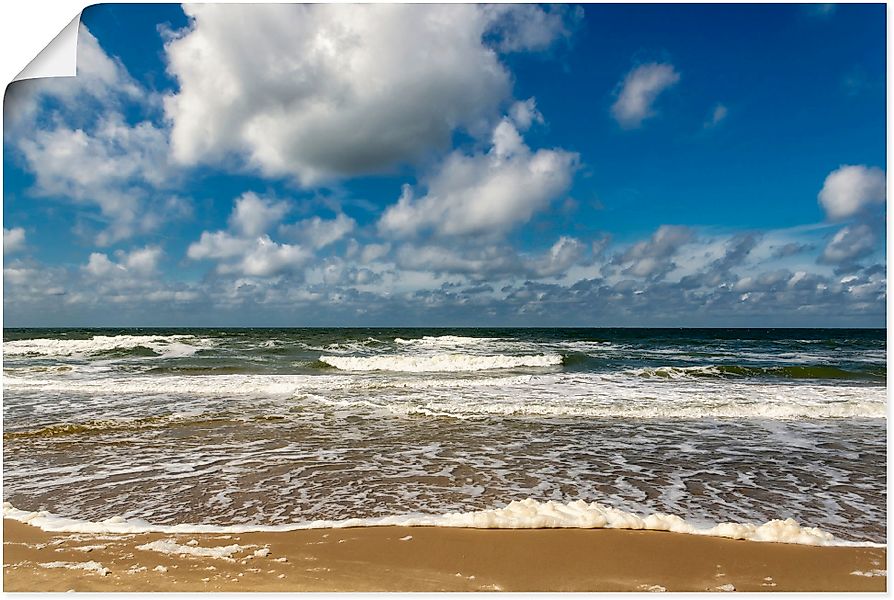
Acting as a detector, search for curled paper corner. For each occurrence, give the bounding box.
[14,12,83,83]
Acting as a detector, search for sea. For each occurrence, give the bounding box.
[2,328,886,544]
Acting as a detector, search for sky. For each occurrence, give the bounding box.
[2,3,887,327]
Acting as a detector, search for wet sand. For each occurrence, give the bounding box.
[2,519,886,592]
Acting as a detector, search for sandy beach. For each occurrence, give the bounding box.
[3,519,886,592]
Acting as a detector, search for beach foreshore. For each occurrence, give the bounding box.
[2,519,886,592]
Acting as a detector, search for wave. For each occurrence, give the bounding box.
[2,499,880,547]
[394,335,502,346]
[626,365,885,381]
[3,335,210,359]
[5,373,886,420]
[3,413,239,440]
[318,353,564,372]
[317,395,888,421]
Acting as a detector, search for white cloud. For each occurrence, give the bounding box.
[389,235,589,282]
[395,243,522,277]
[10,28,178,247]
[379,118,578,238]
[229,192,290,237]
[613,225,694,278]
[18,116,174,245]
[481,4,581,53]
[84,253,124,279]
[163,4,573,185]
[706,103,728,127]
[509,98,544,131]
[4,228,26,254]
[189,231,311,277]
[531,237,586,277]
[121,246,163,276]
[279,213,356,250]
[187,231,253,261]
[818,165,886,220]
[820,224,875,264]
[83,245,161,279]
[611,63,680,128]
[188,194,313,277]
[360,243,391,264]
[219,237,312,277]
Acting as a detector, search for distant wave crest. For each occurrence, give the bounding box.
[4,335,209,359]
[626,364,884,381]
[317,353,564,372]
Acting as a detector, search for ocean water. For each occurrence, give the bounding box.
[2,328,886,544]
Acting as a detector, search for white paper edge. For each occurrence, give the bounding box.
[13,12,82,82]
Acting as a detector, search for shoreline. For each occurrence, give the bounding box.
[3,519,886,592]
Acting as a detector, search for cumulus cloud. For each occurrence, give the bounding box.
[229,192,290,237]
[817,165,886,220]
[613,225,694,278]
[530,236,587,278]
[4,228,26,254]
[611,63,680,128]
[379,117,578,238]
[481,4,581,53]
[279,213,356,250]
[819,224,875,264]
[395,244,520,278]
[360,243,392,264]
[771,242,813,258]
[84,246,162,279]
[5,228,886,327]
[187,231,253,261]
[188,194,313,277]
[7,26,184,246]
[678,233,760,288]
[17,116,175,245]
[189,232,311,277]
[163,4,575,185]
[220,237,312,277]
[390,235,590,282]
[509,98,544,131]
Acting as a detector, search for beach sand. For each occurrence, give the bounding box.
[2,518,886,592]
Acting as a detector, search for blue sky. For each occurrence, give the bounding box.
[3,3,886,326]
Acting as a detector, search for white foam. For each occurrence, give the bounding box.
[318,353,563,372]
[136,538,249,561]
[4,335,210,359]
[625,366,731,379]
[5,372,885,420]
[39,560,110,576]
[3,500,881,547]
[394,335,501,347]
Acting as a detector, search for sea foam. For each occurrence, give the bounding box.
[3,499,880,547]
[4,335,209,359]
[4,372,886,420]
[318,353,563,372]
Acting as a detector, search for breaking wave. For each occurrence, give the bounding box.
[4,335,210,359]
[2,499,880,547]
[627,364,885,381]
[318,353,564,372]
[4,372,886,420]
